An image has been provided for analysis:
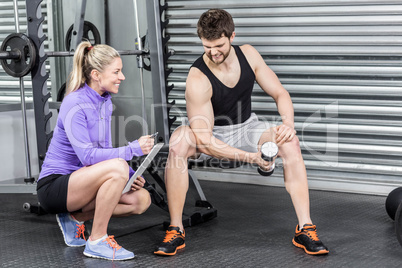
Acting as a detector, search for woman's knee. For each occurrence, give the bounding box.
[139,189,152,214]
[106,158,130,179]
[128,189,151,215]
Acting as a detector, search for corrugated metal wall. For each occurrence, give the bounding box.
[164,0,402,187]
[0,0,49,105]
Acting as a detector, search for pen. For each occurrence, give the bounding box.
[150,132,158,138]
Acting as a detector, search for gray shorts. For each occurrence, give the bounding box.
[185,113,273,161]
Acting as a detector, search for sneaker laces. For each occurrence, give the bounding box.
[75,223,86,241]
[303,225,319,241]
[103,235,122,260]
[163,229,182,243]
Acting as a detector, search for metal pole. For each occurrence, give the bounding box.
[13,0,33,181]
[133,0,148,135]
[66,0,87,82]
[145,0,170,143]
[71,0,87,51]
[46,49,145,57]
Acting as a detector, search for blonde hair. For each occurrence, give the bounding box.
[66,41,120,93]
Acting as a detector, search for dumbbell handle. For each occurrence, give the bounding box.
[258,162,275,176]
[258,142,278,176]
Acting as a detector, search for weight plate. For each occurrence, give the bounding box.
[56,82,66,112]
[65,21,101,51]
[395,202,402,247]
[0,33,36,77]
[57,82,66,102]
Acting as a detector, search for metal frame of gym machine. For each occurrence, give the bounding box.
[0,0,36,193]
[21,0,217,228]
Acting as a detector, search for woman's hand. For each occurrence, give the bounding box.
[138,135,155,154]
[131,176,146,191]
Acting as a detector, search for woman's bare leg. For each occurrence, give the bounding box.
[66,158,130,240]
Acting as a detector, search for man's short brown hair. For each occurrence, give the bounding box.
[197,9,235,40]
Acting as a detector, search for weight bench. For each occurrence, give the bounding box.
[134,144,227,230]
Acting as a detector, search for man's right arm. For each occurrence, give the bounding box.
[185,68,268,167]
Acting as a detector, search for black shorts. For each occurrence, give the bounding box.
[37,174,70,214]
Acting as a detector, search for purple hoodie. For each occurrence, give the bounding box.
[38,83,143,180]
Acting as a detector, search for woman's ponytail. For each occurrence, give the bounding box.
[66,41,120,94]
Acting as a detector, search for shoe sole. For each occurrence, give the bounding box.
[154,243,186,256]
[292,239,329,255]
[83,251,135,261]
[56,214,85,247]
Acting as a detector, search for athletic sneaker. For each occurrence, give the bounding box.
[292,223,329,255]
[56,213,86,247]
[83,235,134,261]
[154,226,185,256]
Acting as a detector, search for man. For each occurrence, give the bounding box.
[154,8,329,256]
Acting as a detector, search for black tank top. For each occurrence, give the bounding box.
[191,45,255,126]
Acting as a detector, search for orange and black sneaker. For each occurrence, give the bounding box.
[292,223,329,255]
[154,225,185,256]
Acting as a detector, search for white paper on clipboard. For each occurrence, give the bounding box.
[122,143,164,194]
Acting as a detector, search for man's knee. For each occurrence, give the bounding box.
[289,135,301,150]
[280,136,302,160]
[169,126,196,158]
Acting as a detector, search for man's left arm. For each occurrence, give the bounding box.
[242,44,297,145]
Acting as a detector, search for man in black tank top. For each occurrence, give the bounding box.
[190,45,255,126]
[154,9,329,256]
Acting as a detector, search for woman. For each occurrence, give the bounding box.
[36,41,154,261]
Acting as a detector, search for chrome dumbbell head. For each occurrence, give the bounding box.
[258,142,278,176]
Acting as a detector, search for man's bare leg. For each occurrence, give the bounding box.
[154,126,197,256]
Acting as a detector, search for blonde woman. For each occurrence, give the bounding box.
[37,41,154,260]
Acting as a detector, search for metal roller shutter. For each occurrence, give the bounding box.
[0,0,50,107]
[164,0,402,192]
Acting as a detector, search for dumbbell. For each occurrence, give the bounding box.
[258,142,278,176]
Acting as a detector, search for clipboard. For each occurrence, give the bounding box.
[122,143,164,194]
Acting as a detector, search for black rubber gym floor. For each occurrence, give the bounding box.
[1,180,401,268]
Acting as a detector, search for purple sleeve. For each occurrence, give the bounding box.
[129,167,135,178]
[64,105,144,166]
